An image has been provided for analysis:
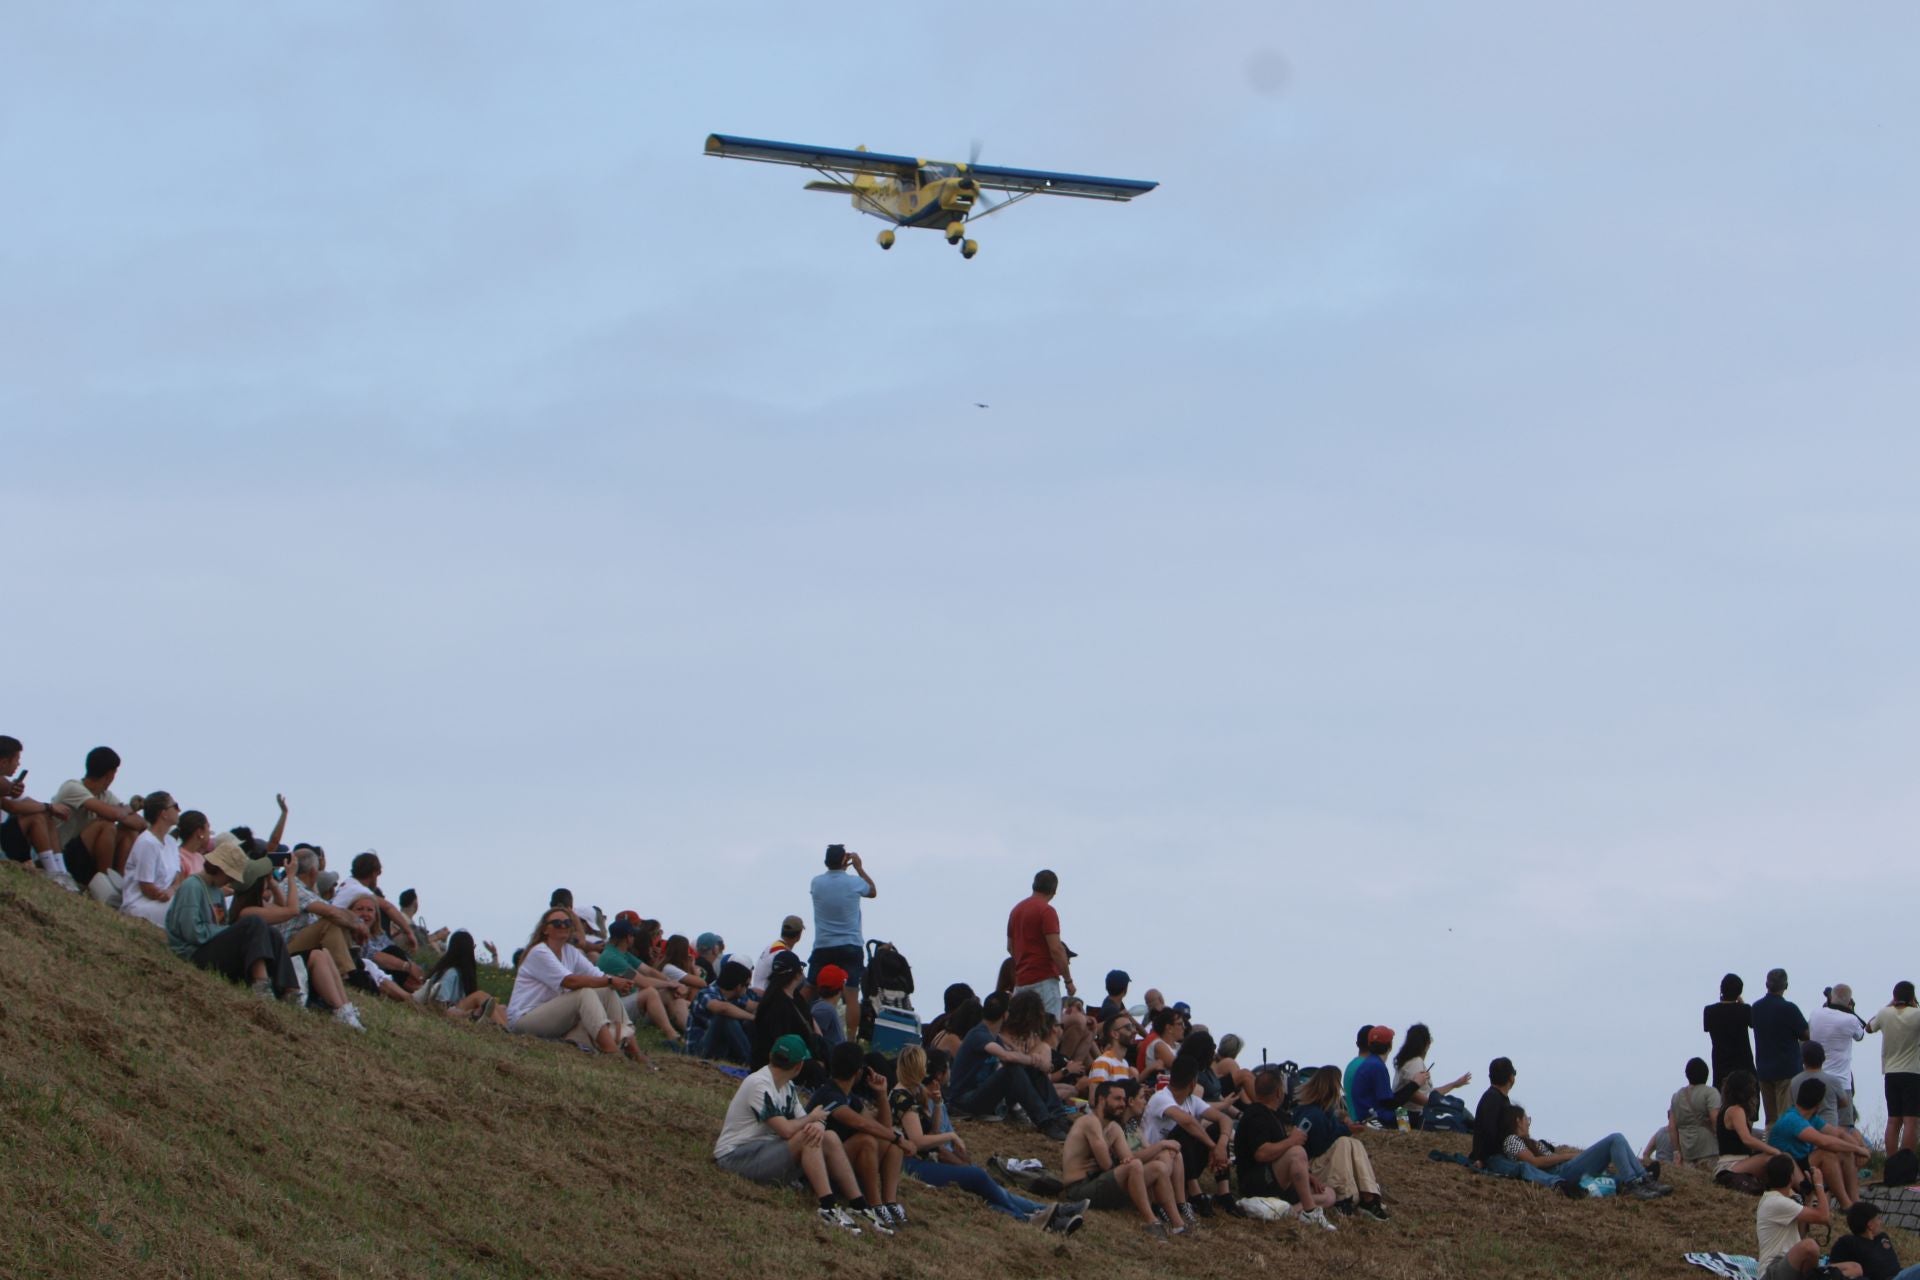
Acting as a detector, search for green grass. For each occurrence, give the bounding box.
[2,867,1915,1279]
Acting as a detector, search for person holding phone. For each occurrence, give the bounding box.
[0,735,77,888]
[810,1042,912,1233]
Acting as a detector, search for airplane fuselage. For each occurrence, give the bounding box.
[852,172,976,228]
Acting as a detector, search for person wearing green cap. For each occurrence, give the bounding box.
[165,835,300,1001]
[714,1033,875,1236]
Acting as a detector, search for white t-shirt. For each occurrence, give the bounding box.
[1142,1088,1210,1146]
[663,963,691,984]
[749,942,792,993]
[1755,1190,1803,1268]
[714,1066,800,1159]
[119,831,181,929]
[507,942,600,1025]
[1809,1006,1867,1081]
[1394,1056,1429,1093]
[1871,1004,1920,1076]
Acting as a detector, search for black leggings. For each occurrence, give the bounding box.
[190,915,298,993]
[1171,1118,1221,1187]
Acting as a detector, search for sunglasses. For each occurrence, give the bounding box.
[545,918,571,930]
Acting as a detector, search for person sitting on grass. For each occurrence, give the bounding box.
[1391,1023,1472,1125]
[924,982,978,1047]
[694,932,726,984]
[1141,1056,1236,1226]
[632,920,695,1028]
[811,964,850,1050]
[687,960,756,1062]
[344,896,415,1005]
[1770,1078,1872,1211]
[52,745,148,896]
[119,792,186,930]
[165,836,300,1003]
[750,950,825,1072]
[397,888,450,952]
[712,1033,876,1237]
[227,851,364,1029]
[1138,1005,1187,1078]
[1829,1201,1907,1280]
[1664,1056,1722,1172]
[415,931,505,1027]
[1085,1014,1139,1094]
[660,934,707,993]
[1062,1078,1188,1240]
[1498,1105,1671,1200]
[1096,969,1131,1025]
[1350,1025,1398,1127]
[1231,1065,1337,1231]
[596,919,687,1049]
[1293,1065,1390,1219]
[1057,995,1095,1072]
[811,1042,913,1233]
[1757,1154,1864,1280]
[1714,1069,1787,1182]
[950,990,1073,1139]
[887,1046,1084,1235]
[1791,1041,1870,1187]
[505,906,646,1063]
[749,914,806,995]
[0,735,76,884]
[279,847,368,1000]
[331,852,421,990]
[929,996,981,1059]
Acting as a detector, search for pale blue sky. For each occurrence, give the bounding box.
[6,4,1918,1144]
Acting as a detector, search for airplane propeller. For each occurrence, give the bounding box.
[964,140,1003,215]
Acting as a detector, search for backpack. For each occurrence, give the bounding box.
[1884,1148,1919,1187]
[862,940,915,1007]
[1714,1169,1764,1196]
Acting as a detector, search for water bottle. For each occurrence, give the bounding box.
[1395,1107,1410,1132]
[1579,1174,1617,1197]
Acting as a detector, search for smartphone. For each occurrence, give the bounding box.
[273,868,286,881]
[11,769,24,783]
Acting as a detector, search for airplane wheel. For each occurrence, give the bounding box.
[877,230,896,251]
[945,222,965,245]
[961,239,979,260]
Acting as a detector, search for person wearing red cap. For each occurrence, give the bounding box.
[812,964,850,1050]
[1350,1026,1398,1128]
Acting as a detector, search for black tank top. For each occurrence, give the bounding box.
[1716,1105,1748,1157]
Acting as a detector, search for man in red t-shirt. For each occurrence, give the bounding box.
[1006,869,1073,1017]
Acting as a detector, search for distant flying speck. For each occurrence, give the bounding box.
[974,403,989,409]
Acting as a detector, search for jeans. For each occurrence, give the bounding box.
[1891,1267,1920,1280]
[1485,1155,1567,1187]
[904,1158,1045,1220]
[955,1062,1063,1129]
[1013,976,1064,1018]
[697,1016,751,1063]
[1488,1132,1645,1188]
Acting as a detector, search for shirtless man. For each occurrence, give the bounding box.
[1062,1080,1186,1239]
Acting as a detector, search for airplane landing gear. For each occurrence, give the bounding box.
[945,221,966,245]
[960,239,979,260]
[876,229,896,250]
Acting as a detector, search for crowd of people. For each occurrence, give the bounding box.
[8,738,1919,1266]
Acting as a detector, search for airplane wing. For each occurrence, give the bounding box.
[968,162,1158,201]
[704,134,919,179]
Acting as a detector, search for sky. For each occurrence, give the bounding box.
[5,4,1919,1143]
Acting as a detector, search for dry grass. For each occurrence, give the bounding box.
[2,868,1914,1279]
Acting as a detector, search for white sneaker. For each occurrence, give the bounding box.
[818,1206,862,1235]
[1298,1207,1338,1232]
[856,1207,895,1236]
[334,1003,366,1032]
[39,861,81,892]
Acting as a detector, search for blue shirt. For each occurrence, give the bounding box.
[952,1023,1000,1099]
[812,998,847,1050]
[1292,1103,1351,1160]
[809,870,870,949]
[1768,1109,1826,1160]
[1351,1055,1395,1125]
[1752,994,1810,1081]
[689,986,742,1046]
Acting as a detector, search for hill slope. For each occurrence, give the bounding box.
[0,871,1904,1279]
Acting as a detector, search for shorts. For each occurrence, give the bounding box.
[1760,1254,1802,1280]
[0,814,31,862]
[1886,1072,1920,1118]
[808,945,865,992]
[1013,976,1064,1019]
[715,1133,799,1184]
[1711,1154,1748,1175]
[1061,1167,1132,1212]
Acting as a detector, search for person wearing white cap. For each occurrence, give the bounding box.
[164,834,299,1001]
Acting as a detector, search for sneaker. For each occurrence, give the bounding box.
[1332,1198,1356,1216]
[251,979,276,1002]
[1056,1198,1090,1220]
[1358,1198,1391,1221]
[1153,1204,1171,1225]
[1556,1179,1589,1200]
[856,1207,895,1236]
[1644,1161,1662,1185]
[1216,1194,1248,1219]
[44,868,81,893]
[818,1206,862,1235]
[1055,1212,1085,1237]
[1028,1204,1059,1232]
[1140,1222,1172,1243]
[882,1203,908,1228]
[1191,1194,1214,1218]
[1626,1179,1671,1201]
[333,1003,366,1032]
[1364,1117,1388,1130]
[1178,1201,1198,1229]
[1298,1207,1338,1232]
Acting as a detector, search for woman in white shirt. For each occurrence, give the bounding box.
[119,793,185,930]
[507,908,645,1061]
[1391,1024,1473,1122]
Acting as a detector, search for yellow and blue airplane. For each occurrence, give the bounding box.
[703,133,1157,259]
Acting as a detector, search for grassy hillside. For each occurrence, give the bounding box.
[2,869,1909,1279]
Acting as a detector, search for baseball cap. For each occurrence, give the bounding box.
[770,950,805,979]
[204,834,250,883]
[316,870,340,897]
[770,1034,811,1067]
[817,964,848,993]
[696,932,723,951]
[614,909,642,927]
[1367,1025,1396,1048]
[237,857,275,891]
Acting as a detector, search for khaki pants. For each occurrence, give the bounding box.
[510,987,631,1046]
[1759,1078,1793,1128]
[286,919,356,979]
[1311,1136,1381,1201]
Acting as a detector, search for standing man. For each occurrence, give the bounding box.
[809,843,875,1042]
[1810,985,1869,1090]
[1007,869,1073,1018]
[1754,969,1811,1128]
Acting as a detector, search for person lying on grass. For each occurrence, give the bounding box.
[1062,1079,1188,1240]
[1498,1105,1671,1200]
[1769,1077,1872,1211]
[164,836,301,1003]
[713,1034,879,1237]
[227,850,365,1030]
[1756,1154,1864,1279]
[416,931,506,1027]
[1231,1067,1337,1231]
[812,1042,913,1231]
[887,1046,1085,1235]
[1140,1055,1236,1225]
[1293,1065,1389,1220]
[505,907,647,1063]
[687,960,756,1063]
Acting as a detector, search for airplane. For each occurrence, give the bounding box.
[703,133,1157,259]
